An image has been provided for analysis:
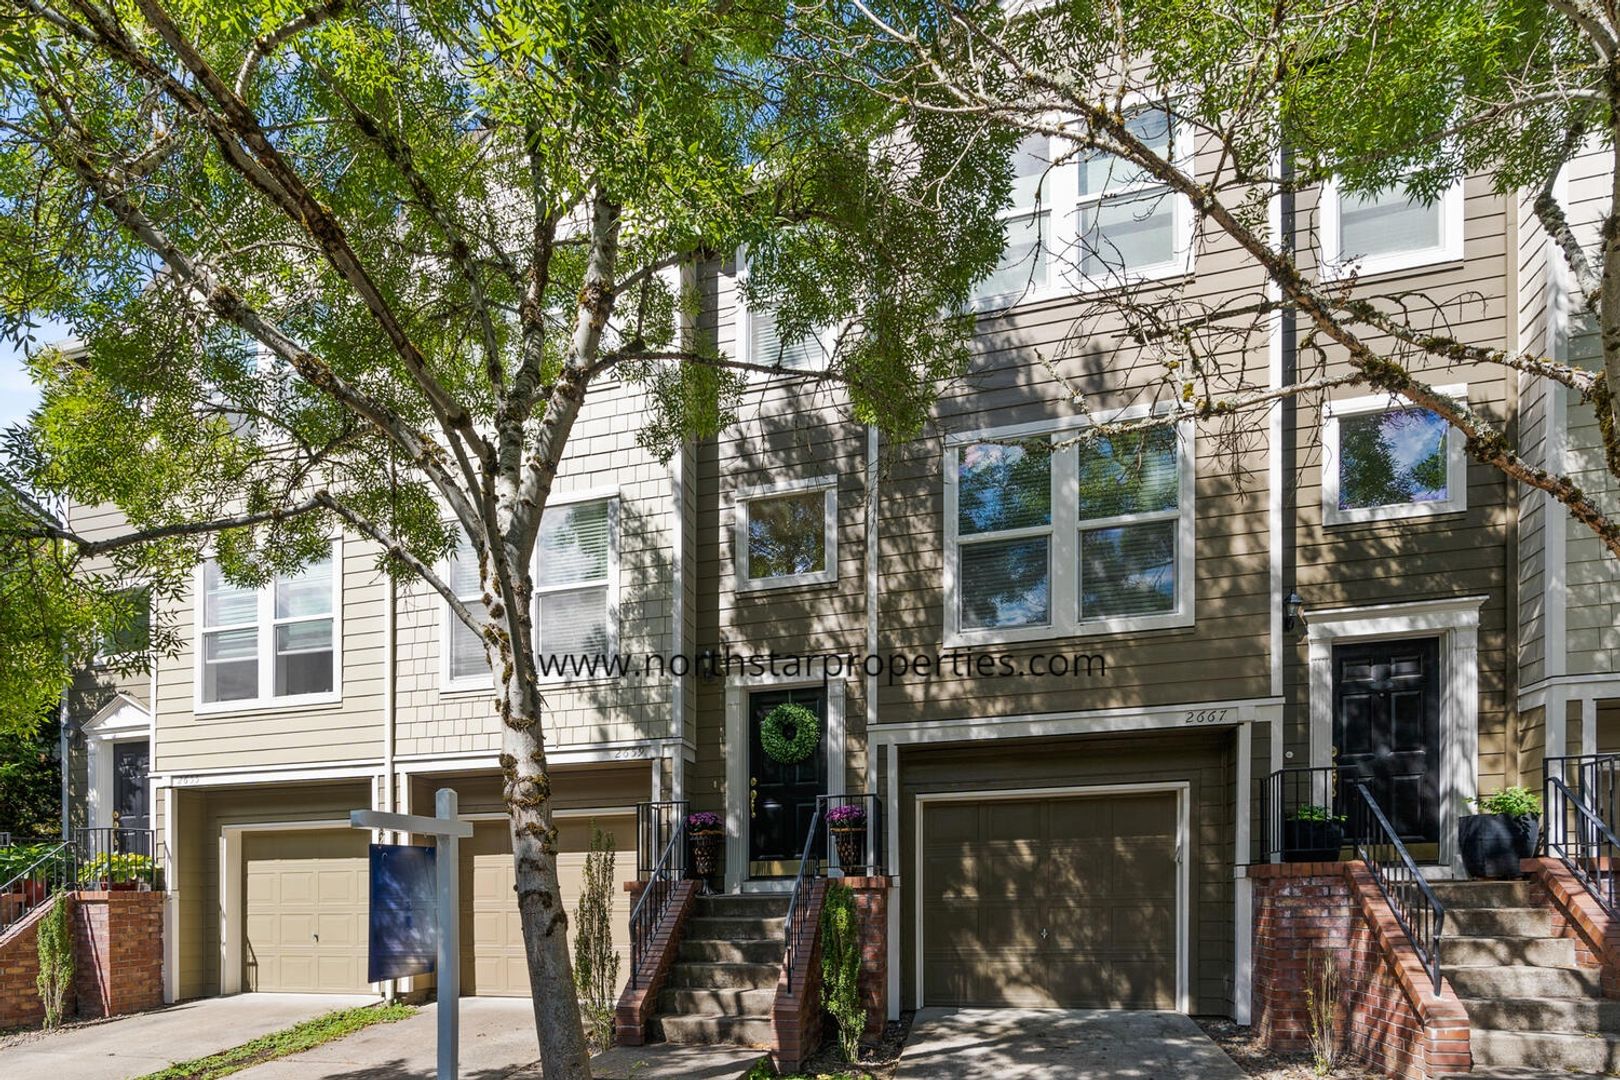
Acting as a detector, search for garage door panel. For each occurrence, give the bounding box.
[243,831,370,994]
[922,791,1179,1011]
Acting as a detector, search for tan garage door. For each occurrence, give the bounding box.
[922,790,1179,1009]
[463,814,634,997]
[244,830,371,993]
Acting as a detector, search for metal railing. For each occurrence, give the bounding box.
[820,793,886,877]
[73,827,161,889]
[1346,779,1446,994]
[1545,772,1620,918]
[1260,765,1351,862]
[783,799,825,994]
[627,815,686,989]
[0,842,75,937]
[635,801,688,878]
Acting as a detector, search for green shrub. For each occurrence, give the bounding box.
[77,851,159,888]
[572,822,619,1050]
[820,882,865,1064]
[1289,804,1345,824]
[1472,787,1542,818]
[0,842,59,885]
[36,895,73,1028]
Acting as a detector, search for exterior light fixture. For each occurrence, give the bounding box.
[1283,590,1306,633]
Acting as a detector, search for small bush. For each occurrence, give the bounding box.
[820,883,865,1064]
[1472,786,1542,818]
[36,895,74,1028]
[573,822,620,1050]
[1304,950,1338,1076]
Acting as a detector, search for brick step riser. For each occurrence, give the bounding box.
[654,1013,775,1048]
[1444,937,1577,968]
[677,939,785,965]
[1461,996,1620,1033]
[665,962,781,990]
[656,987,776,1017]
[1448,966,1603,1000]
[1471,1029,1620,1073]
[1446,909,1556,938]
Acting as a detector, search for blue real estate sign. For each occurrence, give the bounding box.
[368,843,438,982]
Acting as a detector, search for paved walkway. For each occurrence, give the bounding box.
[0,993,375,1080]
[896,1008,1247,1080]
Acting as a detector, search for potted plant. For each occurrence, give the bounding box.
[687,812,724,880]
[1283,804,1346,862]
[78,851,155,891]
[1461,786,1542,879]
[827,804,867,870]
[0,843,56,904]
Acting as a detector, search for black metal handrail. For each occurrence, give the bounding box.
[0,842,75,937]
[628,815,686,988]
[783,799,824,993]
[1346,779,1446,994]
[820,792,886,877]
[1260,765,1352,862]
[72,827,161,889]
[634,801,688,879]
[1545,774,1620,918]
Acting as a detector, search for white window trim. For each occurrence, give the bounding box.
[734,475,839,592]
[193,538,343,715]
[533,490,621,687]
[1319,175,1465,281]
[1071,105,1196,293]
[439,540,492,696]
[971,132,1063,309]
[1321,384,1468,526]
[735,247,837,375]
[942,408,1196,647]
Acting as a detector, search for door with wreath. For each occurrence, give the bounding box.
[747,686,828,878]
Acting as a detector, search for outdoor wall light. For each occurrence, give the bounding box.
[1283,590,1306,633]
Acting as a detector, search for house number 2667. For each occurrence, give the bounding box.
[1183,709,1231,725]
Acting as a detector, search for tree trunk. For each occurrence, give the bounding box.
[499,623,592,1079]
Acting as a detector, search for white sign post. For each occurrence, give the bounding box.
[352,788,473,1080]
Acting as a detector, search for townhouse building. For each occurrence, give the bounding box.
[56,119,1620,1054]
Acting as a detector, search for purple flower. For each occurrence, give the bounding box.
[826,804,866,828]
[687,811,724,833]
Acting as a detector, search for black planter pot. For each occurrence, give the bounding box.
[1282,819,1345,862]
[1460,813,1540,879]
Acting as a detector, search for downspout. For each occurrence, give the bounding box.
[1279,136,1300,743]
[383,451,398,1003]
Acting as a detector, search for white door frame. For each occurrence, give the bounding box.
[1306,596,1486,874]
[913,780,1192,1014]
[81,694,152,831]
[723,674,846,892]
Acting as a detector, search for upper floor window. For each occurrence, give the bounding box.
[198,545,338,709]
[1322,387,1467,525]
[95,586,152,666]
[735,477,838,591]
[945,417,1194,644]
[977,133,1052,302]
[443,540,488,689]
[535,498,616,675]
[737,248,833,372]
[1077,106,1188,283]
[1320,176,1464,279]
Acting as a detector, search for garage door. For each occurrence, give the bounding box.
[244,830,371,993]
[463,814,634,996]
[921,790,1179,1009]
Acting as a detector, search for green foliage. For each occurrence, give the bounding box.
[0,841,62,883]
[1472,786,1542,818]
[760,702,821,765]
[135,1004,415,1080]
[77,851,160,888]
[35,894,73,1029]
[572,822,619,1050]
[1289,804,1346,825]
[0,713,61,839]
[819,882,866,1065]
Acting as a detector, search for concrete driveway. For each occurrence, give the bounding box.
[896,1008,1246,1080]
[0,993,376,1080]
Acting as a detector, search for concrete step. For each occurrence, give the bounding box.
[1429,879,1538,909]
[1472,1029,1620,1073]
[657,986,776,1017]
[655,1013,774,1047]
[1448,907,1555,938]
[1446,936,1578,968]
[1441,1071,1619,1079]
[1463,996,1620,1034]
[681,916,783,941]
[665,961,781,990]
[693,894,790,918]
[677,937,785,965]
[1448,966,1604,1000]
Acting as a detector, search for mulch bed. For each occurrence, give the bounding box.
[1196,1019,1382,1080]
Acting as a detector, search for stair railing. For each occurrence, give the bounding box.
[0,842,75,937]
[1345,779,1446,994]
[628,813,686,989]
[634,801,687,878]
[782,799,825,993]
[1545,772,1620,918]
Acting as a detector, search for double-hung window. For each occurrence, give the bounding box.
[946,416,1194,643]
[535,498,616,676]
[976,133,1053,302]
[1076,106,1188,283]
[95,586,152,666]
[442,540,490,689]
[735,476,838,591]
[1320,176,1463,279]
[738,248,834,372]
[1322,387,1467,525]
[198,544,338,708]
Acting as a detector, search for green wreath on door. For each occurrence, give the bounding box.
[759,701,821,765]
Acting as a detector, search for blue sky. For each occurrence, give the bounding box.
[0,319,69,430]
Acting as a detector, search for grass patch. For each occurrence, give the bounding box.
[134,1003,416,1080]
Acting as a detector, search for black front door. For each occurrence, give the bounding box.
[1333,638,1441,845]
[113,740,151,837]
[748,687,827,876]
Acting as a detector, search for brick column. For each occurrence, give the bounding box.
[844,876,890,1038]
[0,895,76,1028]
[73,890,165,1018]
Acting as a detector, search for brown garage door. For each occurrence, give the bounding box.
[462,814,634,996]
[921,790,1179,1009]
[244,830,372,993]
